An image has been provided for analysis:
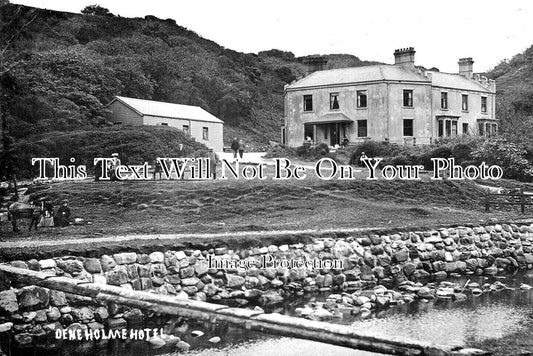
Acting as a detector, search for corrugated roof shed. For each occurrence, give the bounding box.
[111,96,224,124]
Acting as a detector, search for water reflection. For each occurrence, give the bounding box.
[7,273,533,356]
[177,272,533,355]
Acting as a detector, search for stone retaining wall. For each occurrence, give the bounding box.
[1,223,533,347]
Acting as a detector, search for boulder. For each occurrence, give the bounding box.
[57,259,84,275]
[49,290,67,307]
[112,253,137,265]
[39,259,56,269]
[208,336,221,343]
[71,307,94,322]
[0,290,19,314]
[10,261,27,269]
[124,308,143,325]
[417,287,434,299]
[310,308,333,321]
[180,266,195,279]
[149,252,164,263]
[18,286,49,311]
[194,261,209,276]
[259,291,284,306]
[181,277,200,286]
[225,274,245,288]
[149,335,165,347]
[100,255,117,271]
[0,322,13,333]
[393,249,409,263]
[106,318,127,330]
[106,266,128,286]
[83,258,102,273]
[46,307,61,322]
[0,271,10,292]
[176,341,191,352]
[14,333,33,347]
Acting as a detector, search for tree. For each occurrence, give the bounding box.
[0,4,38,192]
[81,4,114,17]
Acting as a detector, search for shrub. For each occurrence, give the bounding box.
[263,145,298,159]
[471,138,533,181]
[418,147,453,170]
[451,144,473,164]
[11,126,208,178]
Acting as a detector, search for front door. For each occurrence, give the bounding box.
[329,123,346,146]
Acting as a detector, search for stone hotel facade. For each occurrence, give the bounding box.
[282,48,497,147]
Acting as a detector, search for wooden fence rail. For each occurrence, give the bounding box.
[0,264,490,356]
[484,191,533,213]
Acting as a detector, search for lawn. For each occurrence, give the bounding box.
[1,163,530,243]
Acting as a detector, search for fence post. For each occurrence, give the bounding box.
[485,195,490,212]
[521,191,525,214]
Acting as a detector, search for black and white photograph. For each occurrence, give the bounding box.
[1,1,533,355]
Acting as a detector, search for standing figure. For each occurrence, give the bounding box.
[238,139,245,160]
[28,200,43,231]
[153,159,162,180]
[110,153,121,181]
[55,199,71,227]
[207,147,219,179]
[230,138,240,160]
[94,160,102,181]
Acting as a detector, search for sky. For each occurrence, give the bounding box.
[10,0,533,73]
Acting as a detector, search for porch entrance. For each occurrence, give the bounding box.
[325,122,345,146]
[304,113,353,147]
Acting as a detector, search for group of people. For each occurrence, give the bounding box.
[230,137,245,161]
[28,199,71,230]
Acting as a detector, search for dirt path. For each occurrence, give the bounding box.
[0,226,384,250]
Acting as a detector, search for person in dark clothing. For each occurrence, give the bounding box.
[153,159,162,180]
[28,200,43,231]
[230,138,240,160]
[94,160,102,181]
[341,137,349,148]
[207,147,219,179]
[55,200,71,227]
[238,139,245,160]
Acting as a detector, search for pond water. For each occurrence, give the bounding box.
[180,271,533,356]
[7,271,533,356]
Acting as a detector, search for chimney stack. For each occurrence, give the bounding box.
[458,57,474,79]
[303,56,328,76]
[394,47,416,68]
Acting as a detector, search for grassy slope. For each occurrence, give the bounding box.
[0,4,379,151]
[1,171,529,242]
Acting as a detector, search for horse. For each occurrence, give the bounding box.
[8,201,43,232]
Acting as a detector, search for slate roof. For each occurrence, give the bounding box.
[287,65,493,93]
[287,65,430,89]
[111,96,224,124]
[428,71,492,93]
